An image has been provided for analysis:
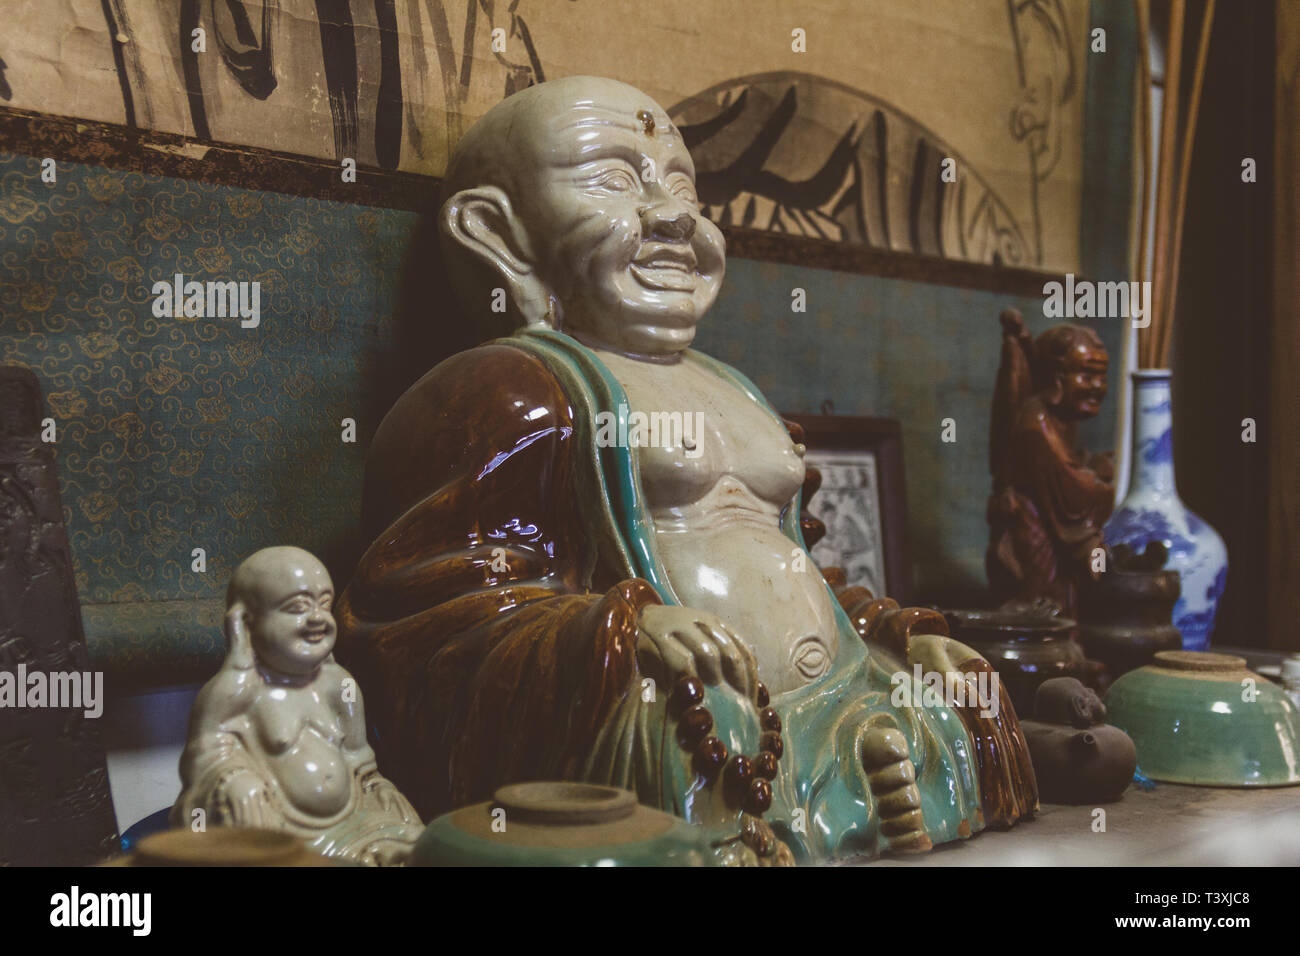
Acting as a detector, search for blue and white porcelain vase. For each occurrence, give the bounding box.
[1104,369,1228,651]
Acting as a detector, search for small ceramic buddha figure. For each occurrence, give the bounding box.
[336,76,1037,863]
[1020,677,1136,804]
[172,547,422,865]
[987,309,1114,617]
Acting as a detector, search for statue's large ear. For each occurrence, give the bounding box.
[440,186,554,326]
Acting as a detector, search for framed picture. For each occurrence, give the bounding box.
[784,414,910,604]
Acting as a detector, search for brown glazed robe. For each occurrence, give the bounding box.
[986,395,1114,617]
[339,335,1036,836]
[336,342,663,818]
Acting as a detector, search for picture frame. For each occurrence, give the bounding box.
[784,413,910,604]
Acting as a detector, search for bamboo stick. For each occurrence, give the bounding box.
[1145,0,1185,368]
[1159,0,1216,368]
[1135,0,1152,316]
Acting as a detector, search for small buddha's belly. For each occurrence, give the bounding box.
[268,729,353,818]
[654,484,840,695]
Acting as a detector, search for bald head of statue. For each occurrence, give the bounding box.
[1034,324,1109,422]
[437,75,727,357]
[227,546,336,679]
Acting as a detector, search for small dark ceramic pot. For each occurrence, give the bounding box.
[942,608,1086,713]
[1078,555,1182,681]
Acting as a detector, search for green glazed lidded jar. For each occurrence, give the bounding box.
[410,782,727,866]
[1105,651,1300,787]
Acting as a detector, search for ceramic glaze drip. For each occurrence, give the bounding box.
[1104,370,1228,652]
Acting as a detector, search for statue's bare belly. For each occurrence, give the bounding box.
[596,349,840,694]
[256,703,352,817]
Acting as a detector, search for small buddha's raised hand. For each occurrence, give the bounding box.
[224,603,248,650]
[635,604,758,700]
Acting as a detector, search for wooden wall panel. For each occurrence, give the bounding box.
[1270,2,1300,650]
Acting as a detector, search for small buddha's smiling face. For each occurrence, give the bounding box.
[522,91,726,356]
[1057,344,1109,420]
[247,558,336,678]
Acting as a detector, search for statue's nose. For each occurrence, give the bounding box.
[642,204,696,241]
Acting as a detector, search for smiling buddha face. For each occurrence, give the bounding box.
[230,546,337,678]
[439,75,727,357]
[1035,324,1109,422]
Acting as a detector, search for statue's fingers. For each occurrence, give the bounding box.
[694,619,753,697]
[677,624,723,685]
[661,635,698,684]
[237,789,261,827]
[729,626,759,699]
[637,629,696,687]
[227,794,249,827]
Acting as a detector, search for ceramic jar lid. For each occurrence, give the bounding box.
[492,781,638,826]
[1151,650,1247,673]
[1282,655,1300,682]
[106,828,333,866]
[410,782,723,866]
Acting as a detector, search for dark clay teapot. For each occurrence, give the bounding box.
[1020,677,1136,804]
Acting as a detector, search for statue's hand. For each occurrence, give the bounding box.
[359,838,412,867]
[359,770,421,824]
[223,603,249,651]
[636,605,757,699]
[213,769,279,829]
[1086,449,1115,483]
[905,632,987,679]
[999,308,1027,337]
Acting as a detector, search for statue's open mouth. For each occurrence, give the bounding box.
[630,245,697,291]
[630,262,696,291]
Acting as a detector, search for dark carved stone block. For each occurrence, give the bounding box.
[0,366,118,865]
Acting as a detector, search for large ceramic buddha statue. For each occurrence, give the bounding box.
[337,76,1036,862]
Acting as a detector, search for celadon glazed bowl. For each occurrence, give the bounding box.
[1106,651,1300,786]
[410,781,725,866]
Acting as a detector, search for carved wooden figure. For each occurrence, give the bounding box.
[987,309,1114,618]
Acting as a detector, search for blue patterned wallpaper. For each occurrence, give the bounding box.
[0,154,409,608]
[0,152,1119,675]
